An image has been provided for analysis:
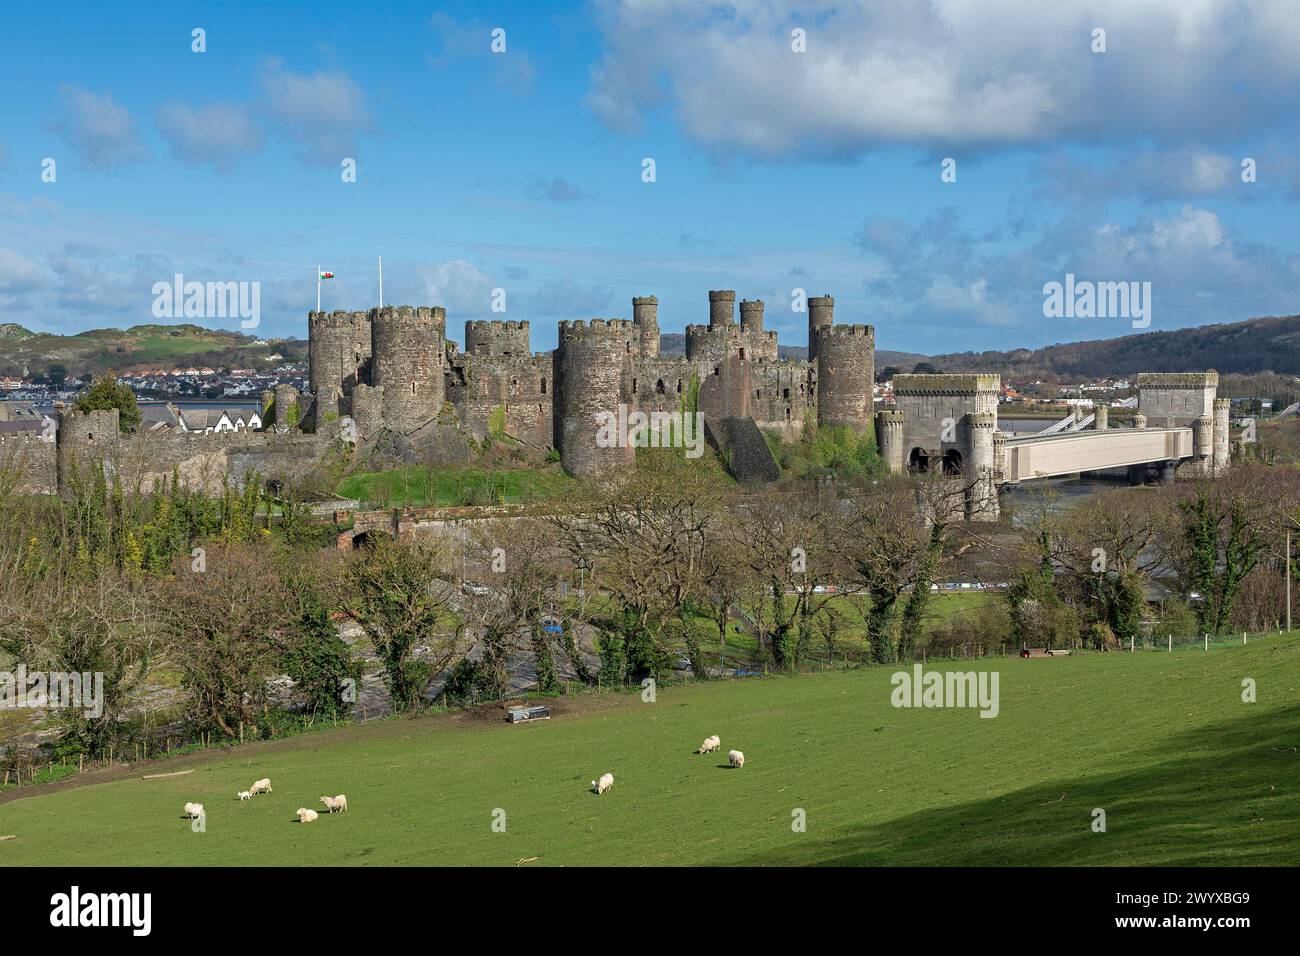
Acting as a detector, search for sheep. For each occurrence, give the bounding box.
[319,794,348,813]
[249,778,272,796]
[237,791,252,801]
[696,735,721,754]
[296,807,319,824]
[183,802,204,819]
[592,772,614,795]
[728,750,745,768]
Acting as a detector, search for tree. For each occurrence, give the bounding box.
[343,537,460,712]
[73,373,141,433]
[549,452,725,683]
[159,545,295,738]
[0,571,159,757]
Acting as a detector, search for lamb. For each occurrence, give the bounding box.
[319,794,348,813]
[696,735,721,754]
[728,750,745,768]
[237,791,252,801]
[183,802,204,819]
[249,778,272,796]
[592,772,614,795]
[296,807,319,824]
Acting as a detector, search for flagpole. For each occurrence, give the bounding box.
[378,256,383,308]
[316,264,321,313]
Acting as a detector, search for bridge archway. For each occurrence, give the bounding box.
[908,447,929,473]
[941,449,963,476]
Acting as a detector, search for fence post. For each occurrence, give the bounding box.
[1204,634,1208,651]
[1168,634,1172,652]
[1130,635,1135,653]
[1243,632,1247,645]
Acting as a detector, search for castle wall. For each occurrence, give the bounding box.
[0,432,58,495]
[450,351,553,448]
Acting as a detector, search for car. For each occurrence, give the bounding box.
[673,658,692,671]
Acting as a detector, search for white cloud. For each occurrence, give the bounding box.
[415,260,497,316]
[156,101,263,171]
[52,85,147,169]
[258,61,372,164]
[587,0,1300,159]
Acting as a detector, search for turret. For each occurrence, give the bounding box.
[632,296,660,359]
[370,305,446,433]
[815,324,876,434]
[708,290,735,328]
[807,295,834,361]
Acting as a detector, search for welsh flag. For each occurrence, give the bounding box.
[319,271,334,279]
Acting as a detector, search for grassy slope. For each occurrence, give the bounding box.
[0,324,306,377]
[336,464,572,507]
[2,636,1297,866]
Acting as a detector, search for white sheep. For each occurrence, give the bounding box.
[296,807,319,824]
[728,750,745,768]
[183,802,204,819]
[237,791,251,801]
[697,735,721,754]
[592,772,614,795]
[249,778,272,796]
[319,794,348,813]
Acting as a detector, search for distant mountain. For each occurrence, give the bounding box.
[0,324,307,378]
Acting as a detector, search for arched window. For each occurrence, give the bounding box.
[540,377,547,394]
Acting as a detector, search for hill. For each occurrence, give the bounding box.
[1,634,1295,866]
[0,324,307,377]
[913,314,1300,381]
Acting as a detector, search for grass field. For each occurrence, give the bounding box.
[2,635,1297,866]
[336,464,572,508]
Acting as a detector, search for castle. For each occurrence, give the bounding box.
[1,289,1232,520]
[296,291,873,483]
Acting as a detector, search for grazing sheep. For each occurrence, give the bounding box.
[296,807,319,824]
[237,791,251,801]
[319,794,348,813]
[728,750,745,768]
[697,735,721,754]
[183,802,204,819]
[592,772,614,795]
[249,778,272,796]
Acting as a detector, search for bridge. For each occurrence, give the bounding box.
[878,371,1232,521]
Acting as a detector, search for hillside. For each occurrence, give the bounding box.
[0,323,307,377]
[915,314,1300,381]
[1,635,1295,866]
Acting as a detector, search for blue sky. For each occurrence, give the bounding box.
[0,0,1296,355]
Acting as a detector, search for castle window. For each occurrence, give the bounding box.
[755,389,761,399]
[676,380,683,394]
[411,381,417,395]
[739,347,746,360]
[714,367,720,376]
[655,379,665,395]
[87,433,93,442]
[540,377,547,394]
[632,379,638,395]
[783,388,790,400]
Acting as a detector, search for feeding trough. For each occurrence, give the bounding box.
[507,705,551,723]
